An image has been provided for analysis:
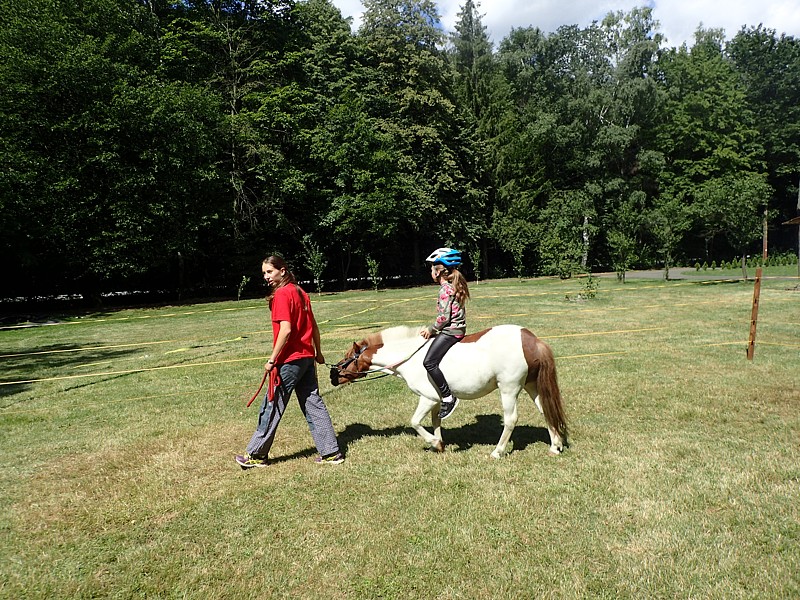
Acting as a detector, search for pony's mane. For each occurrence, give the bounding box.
[376,325,420,345]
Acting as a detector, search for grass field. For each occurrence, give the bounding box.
[1,271,798,599]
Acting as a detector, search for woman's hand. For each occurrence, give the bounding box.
[419,328,431,339]
[315,352,325,364]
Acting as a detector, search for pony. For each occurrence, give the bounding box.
[330,325,568,458]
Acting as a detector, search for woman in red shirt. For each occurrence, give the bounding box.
[236,255,343,468]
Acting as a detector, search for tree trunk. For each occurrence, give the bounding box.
[581,215,590,268]
[482,238,489,280]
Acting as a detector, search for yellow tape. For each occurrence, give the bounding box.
[70,361,114,370]
[703,341,800,349]
[2,283,792,391]
[541,327,663,339]
[0,384,252,415]
[0,355,267,386]
[557,351,628,359]
[317,296,427,325]
[0,336,246,360]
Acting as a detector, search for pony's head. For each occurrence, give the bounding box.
[329,333,383,386]
[329,327,422,386]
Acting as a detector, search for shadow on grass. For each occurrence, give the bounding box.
[264,422,410,465]
[0,343,232,411]
[0,343,142,403]
[444,413,553,453]
[692,278,747,286]
[263,415,553,465]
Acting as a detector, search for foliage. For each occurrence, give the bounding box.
[237,275,250,300]
[365,254,381,291]
[564,274,598,301]
[728,26,800,226]
[1,1,798,299]
[646,194,693,279]
[301,233,328,294]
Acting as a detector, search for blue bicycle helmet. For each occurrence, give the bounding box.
[425,247,462,269]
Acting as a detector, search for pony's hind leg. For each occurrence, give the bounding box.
[491,388,520,459]
[525,383,564,455]
[410,395,444,452]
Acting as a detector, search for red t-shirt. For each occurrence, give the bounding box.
[270,284,316,363]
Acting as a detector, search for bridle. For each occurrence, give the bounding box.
[329,343,389,386]
[329,338,429,387]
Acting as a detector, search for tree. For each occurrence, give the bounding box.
[538,190,597,278]
[0,0,226,298]
[647,194,693,279]
[606,190,648,281]
[448,0,495,278]
[354,0,480,270]
[695,174,772,278]
[493,10,665,276]
[728,27,800,239]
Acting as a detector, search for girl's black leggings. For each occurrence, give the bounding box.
[423,334,461,399]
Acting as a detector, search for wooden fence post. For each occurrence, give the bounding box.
[747,212,769,361]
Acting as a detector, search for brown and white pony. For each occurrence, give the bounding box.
[330,325,567,458]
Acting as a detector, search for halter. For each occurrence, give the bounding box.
[329,338,429,386]
[329,344,369,382]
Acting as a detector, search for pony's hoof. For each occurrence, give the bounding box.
[431,439,445,453]
[490,451,504,459]
[548,447,563,456]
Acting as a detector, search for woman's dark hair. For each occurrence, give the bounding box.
[263,255,304,309]
[263,255,296,284]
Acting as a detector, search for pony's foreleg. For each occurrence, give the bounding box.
[491,389,520,459]
[526,383,564,455]
[410,395,444,452]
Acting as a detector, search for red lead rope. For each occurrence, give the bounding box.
[246,367,281,408]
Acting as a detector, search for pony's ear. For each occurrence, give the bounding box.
[351,341,360,353]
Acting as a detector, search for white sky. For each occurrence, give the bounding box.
[329,0,800,48]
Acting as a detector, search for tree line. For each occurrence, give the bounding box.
[2,0,799,301]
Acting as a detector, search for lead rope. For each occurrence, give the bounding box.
[246,367,282,407]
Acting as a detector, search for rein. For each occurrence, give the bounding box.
[330,337,429,385]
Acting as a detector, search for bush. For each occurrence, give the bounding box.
[237,276,250,301]
[366,255,381,292]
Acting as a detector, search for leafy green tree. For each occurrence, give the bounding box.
[606,190,648,281]
[647,194,693,279]
[356,0,479,264]
[0,0,226,298]
[695,174,772,278]
[490,189,542,278]
[656,28,766,254]
[728,27,800,233]
[538,190,597,278]
[301,233,328,294]
[449,0,493,127]
[494,10,664,276]
[447,0,495,278]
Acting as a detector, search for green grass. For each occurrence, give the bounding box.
[676,263,800,278]
[1,274,799,599]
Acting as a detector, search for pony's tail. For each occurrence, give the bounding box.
[535,341,568,442]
